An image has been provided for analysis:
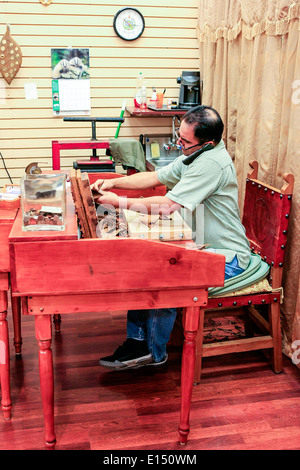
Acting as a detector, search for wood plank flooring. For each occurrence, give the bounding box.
[1,305,299,451]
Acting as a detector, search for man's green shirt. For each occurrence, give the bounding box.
[157,140,250,269]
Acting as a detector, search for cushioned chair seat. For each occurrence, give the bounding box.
[212,278,274,298]
[208,253,270,297]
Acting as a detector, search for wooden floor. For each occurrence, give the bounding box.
[1,305,300,451]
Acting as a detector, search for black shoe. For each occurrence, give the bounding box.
[99,338,152,370]
[146,354,168,367]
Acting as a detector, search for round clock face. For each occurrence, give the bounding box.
[113,8,145,41]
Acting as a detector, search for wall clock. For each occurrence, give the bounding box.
[113,8,145,41]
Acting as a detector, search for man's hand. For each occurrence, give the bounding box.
[94,190,119,207]
[90,178,115,193]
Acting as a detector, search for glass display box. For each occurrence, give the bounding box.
[20,173,66,231]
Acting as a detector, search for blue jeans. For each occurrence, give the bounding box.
[127,256,244,362]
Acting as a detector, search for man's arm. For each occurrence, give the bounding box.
[92,170,181,214]
[97,191,181,215]
[90,171,161,192]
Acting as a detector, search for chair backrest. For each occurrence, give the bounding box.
[242,160,294,270]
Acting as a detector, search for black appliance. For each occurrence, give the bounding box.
[177,71,202,109]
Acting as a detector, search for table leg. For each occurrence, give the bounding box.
[35,314,56,449]
[11,295,22,355]
[0,291,12,420]
[178,306,202,445]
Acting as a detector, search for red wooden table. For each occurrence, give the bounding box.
[0,205,19,420]
[9,181,225,449]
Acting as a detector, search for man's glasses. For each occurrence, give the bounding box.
[175,127,200,150]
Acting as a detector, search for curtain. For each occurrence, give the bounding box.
[197,0,300,363]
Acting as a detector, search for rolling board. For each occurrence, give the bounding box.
[123,209,192,241]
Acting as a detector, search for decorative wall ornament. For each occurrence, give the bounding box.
[0,25,22,85]
[39,0,52,5]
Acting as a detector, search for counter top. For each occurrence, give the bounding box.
[126,106,187,117]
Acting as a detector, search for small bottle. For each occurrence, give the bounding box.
[149,88,158,108]
[151,88,157,101]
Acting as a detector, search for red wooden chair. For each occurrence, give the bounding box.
[193,160,294,384]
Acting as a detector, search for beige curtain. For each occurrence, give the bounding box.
[197,0,300,363]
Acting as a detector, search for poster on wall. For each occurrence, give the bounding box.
[51,48,90,116]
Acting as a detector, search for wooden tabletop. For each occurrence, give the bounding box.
[0,208,19,223]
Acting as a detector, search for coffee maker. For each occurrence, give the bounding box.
[177,71,202,109]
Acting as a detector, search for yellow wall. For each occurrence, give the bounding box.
[0,0,199,187]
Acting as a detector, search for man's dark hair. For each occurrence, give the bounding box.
[182,105,224,144]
